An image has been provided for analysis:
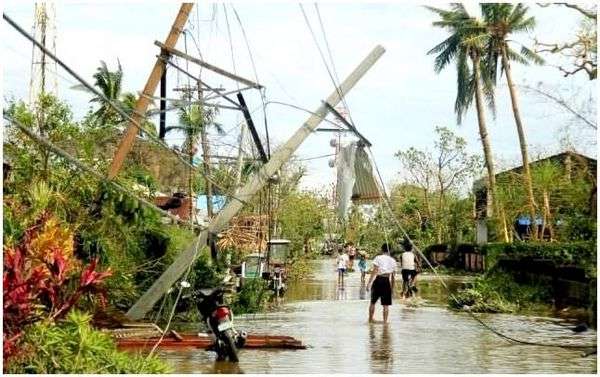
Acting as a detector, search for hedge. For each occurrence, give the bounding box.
[480,241,596,277]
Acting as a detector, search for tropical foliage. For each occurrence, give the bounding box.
[5,311,170,374]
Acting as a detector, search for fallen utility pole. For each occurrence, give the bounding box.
[107,3,193,179]
[126,44,385,320]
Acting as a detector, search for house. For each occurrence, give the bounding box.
[473,151,596,244]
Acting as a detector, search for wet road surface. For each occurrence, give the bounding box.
[160,258,597,373]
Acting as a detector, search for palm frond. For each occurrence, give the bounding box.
[520,45,544,65]
[505,46,529,65]
[454,49,473,124]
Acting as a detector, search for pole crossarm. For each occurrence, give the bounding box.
[155,40,264,89]
[126,44,385,321]
[159,56,242,110]
[321,100,372,147]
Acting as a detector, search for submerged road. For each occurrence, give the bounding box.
[160,258,597,373]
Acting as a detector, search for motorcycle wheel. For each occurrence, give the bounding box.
[222,328,239,362]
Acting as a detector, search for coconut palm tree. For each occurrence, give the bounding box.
[90,60,125,124]
[89,60,156,136]
[481,3,544,239]
[427,4,500,220]
[166,104,223,220]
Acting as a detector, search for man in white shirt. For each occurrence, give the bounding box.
[367,243,397,323]
[336,249,350,287]
[400,240,418,298]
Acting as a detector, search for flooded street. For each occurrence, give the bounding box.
[160,259,597,373]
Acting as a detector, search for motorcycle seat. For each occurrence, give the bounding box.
[196,287,222,297]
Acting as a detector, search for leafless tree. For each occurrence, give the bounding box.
[535,3,597,80]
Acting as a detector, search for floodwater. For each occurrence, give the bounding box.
[160,258,597,374]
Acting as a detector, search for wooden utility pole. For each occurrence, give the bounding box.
[126,45,386,320]
[107,3,193,179]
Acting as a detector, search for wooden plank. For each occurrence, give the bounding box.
[155,40,263,89]
[115,333,306,350]
[107,3,194,179]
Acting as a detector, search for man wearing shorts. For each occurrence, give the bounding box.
[400,239,417,298]
[367,243,397,323]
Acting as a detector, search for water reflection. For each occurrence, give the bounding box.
[207,361,245,374]
[336,286,348,301]
[369,324,393,373]
[160,259,597,374]
[359,282,367,300]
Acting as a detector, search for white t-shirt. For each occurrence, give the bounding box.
[372,254,397,275]
[337,254,349,269]
[401,251,416,270]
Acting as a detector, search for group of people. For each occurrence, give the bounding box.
[336,242,369,285]
[335,239,420,323]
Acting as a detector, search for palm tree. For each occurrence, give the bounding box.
[481,3,544,239]
[427,5,500,222]
[166,104,223,220]
[90,60,156,136]
[90,60,124,124]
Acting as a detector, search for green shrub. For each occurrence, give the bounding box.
[5,311,170,374]
[449,270,552,314]
[481,241,597,277]
[230,279,270,315]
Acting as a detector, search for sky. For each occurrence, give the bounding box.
[2,1,597,194]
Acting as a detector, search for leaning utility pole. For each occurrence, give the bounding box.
[126,45,386,320]
[107,3,193,179]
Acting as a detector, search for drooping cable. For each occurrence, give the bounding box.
[2,13,248,207]
[314,3,355,126]
[3,114,205,229]
[365,146,596,350]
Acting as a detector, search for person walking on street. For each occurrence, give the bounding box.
[358,251,368,283]
[400,238,417,298]
[336,249,349,288]
[346,242,356,272]
[367,243,397,323]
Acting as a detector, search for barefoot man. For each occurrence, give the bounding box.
[367,243,397,323]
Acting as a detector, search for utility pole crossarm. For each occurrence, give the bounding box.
[322,101,372,147]
[155,41,263,89]
[107,3,193,179]
[126,44,386,321]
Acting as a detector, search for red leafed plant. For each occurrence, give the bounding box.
[3,213,112,362]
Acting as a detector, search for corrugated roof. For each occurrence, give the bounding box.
[351,146,381,204]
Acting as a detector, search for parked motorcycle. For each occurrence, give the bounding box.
[180,282,246,362]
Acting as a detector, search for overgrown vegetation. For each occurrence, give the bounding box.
[449,269,552,313]
[5,311,170,374]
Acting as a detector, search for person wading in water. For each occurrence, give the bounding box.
[367,243,397,323]
[336,249,349,288]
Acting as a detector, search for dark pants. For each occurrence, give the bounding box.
[370,275,392,306]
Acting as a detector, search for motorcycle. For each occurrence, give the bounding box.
[269,265,287,297]
[180,282,246,362]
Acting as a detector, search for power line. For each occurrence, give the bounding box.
[230,4,271,158]
[3,113,205,229]
[314,3,356,127]
[299,4,354,128]
[3,12,247,206]
[365,146,596,350]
